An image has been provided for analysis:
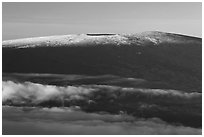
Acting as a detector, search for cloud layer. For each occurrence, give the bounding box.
[3,80,202,128]
[3,106,201,135]
[3,80,201,105]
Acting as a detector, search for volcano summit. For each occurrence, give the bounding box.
[3,31,201,92]
[2,31,202,135]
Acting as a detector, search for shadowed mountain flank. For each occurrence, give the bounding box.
[2,31,202,92]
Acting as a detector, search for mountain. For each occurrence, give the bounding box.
[2,31,202,92]
[3,31,201,48]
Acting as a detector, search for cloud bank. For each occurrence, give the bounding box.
[2,80,202,130]
[3,81,94,104]
[3,81,201,105]
[2,106,201,135]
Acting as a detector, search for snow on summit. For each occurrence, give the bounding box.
[2,31,200,48]
[2,34,130,48]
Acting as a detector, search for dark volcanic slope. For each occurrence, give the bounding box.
[2,31,202,92]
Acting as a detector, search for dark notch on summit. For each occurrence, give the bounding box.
[86,33,116,36]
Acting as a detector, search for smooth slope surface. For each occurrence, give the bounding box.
[3,31,202,92]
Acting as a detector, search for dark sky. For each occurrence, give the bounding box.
[2,2,202,40]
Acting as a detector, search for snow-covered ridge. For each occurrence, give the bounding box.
[3,34,130,48]
[3,32,200,48]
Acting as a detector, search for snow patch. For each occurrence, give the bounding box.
[145,37,160,45]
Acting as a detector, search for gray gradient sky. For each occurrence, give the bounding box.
[2,2,202,40]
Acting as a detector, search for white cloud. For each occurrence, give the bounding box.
[2,81,94,104]
[3,81,201,107]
